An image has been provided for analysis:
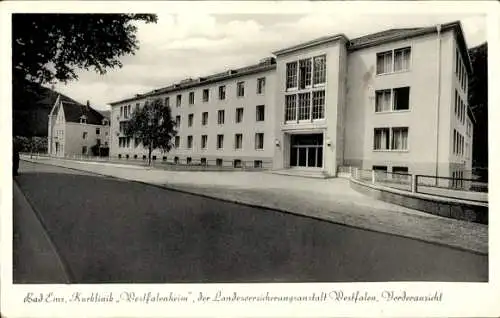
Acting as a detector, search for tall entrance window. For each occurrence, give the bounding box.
[289,134,323,168]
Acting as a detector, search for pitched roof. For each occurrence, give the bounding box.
[60,100,106,125]
[97,110,111,119]
[348,28,421,48]
[109,20,473,106]
[109,58,276,105]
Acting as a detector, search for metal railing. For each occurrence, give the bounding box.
[347,166,488,203]
[415,174,488,203]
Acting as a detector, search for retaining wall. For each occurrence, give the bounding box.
[350,179,488,225]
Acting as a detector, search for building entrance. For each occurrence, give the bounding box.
[289,134,323,168]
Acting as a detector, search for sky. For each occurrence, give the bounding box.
[53,12,487,111]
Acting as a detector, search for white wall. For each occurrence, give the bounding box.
[344,30,456,176]
[111,69,276,166]
[273,39,346,176]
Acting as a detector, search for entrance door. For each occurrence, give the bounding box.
[289,134,323,168]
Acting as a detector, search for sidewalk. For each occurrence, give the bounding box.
[21,156,488,255]
[13,179,70,283]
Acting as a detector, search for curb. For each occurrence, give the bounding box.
[21,159,488,256]
[13,179,73,284]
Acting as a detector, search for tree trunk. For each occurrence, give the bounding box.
[148,145,152,166]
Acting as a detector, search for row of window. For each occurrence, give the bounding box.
[166,78,266,108]
[453,129,466,157]
[116,154,265,169]
[285,90,325,122]
[173,133,265,150]
[118,133,266,151]
[119,78,266,116]
[454,90,468,125]
[176,106,265,127]
[375,86,410,112]
[376,47,411,75]
[286,55,326,91]
[372,165,409,174]
[373,127,409,151]
[455,49,468,92]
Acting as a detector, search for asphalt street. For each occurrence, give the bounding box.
[14,161,488,283]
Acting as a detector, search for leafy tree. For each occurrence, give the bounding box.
[13,13,157,84]
[12,14,157,137]
[125,99,177,166]
[468,42,488,169]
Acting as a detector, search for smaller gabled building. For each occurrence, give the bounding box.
[48,95,110,157]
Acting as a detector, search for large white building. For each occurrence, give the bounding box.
[109,20,474,178]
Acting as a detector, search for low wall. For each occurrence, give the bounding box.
[350,179,488,225]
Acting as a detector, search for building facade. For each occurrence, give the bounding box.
[109,21,474,178]
[48,95,110,157]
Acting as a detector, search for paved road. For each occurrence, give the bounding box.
[14,161,488,283]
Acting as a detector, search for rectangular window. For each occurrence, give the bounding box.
[312,90,325,119]
[373,165,388,172]
[391,127,408,150]
[257,77,266,94]
[96,128,100,135]
[285,95,297,121]
[255,133,264,150]
[286,62,298,89]
[375,89,391,112]
[377,51,393,74]
[176,94,182,107]
[256,105,265,122]
[120,106,123,117]
[128,105,131,117]
[394,47,411,72]
[217,110,225,125]
[202,112,208,126]
[299,58,312,89]
[188,114,193,127]
[313,55,326,85]
[82,146,87,155]
[201,135,208,149]
[393,87,410,110]
[374,128,390,150]
[175,115,181,127]
[219,85,226,100]
[203,89,209,102]
[453,130,456,154]
[298,93,311,120]
[164,97,169,107]
[201,158,207,165]
[392,166,409,175]
[254,160,263,168]
[236,107,244,123]
[187,135,193,149]
[234,134,243,149]
[82,132,88,140]
[216,158,223,167]
[217,134,224,149]
[175,136,180,148]
[454,90,458,115]
[233,159,242,168]
[237,82,245,97]
[189,92,195,105]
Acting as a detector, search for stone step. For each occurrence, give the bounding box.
[270,169,331,179]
